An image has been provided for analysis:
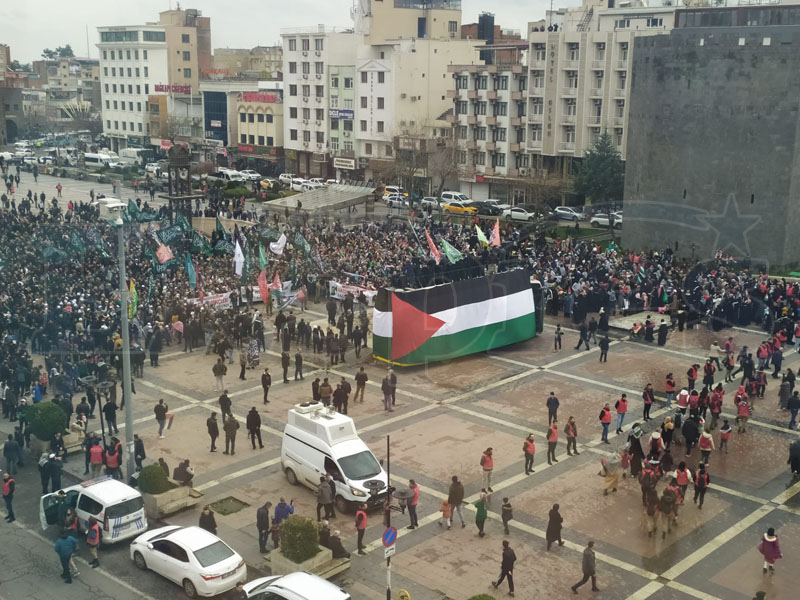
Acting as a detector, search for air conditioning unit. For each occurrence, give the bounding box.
[303,74,308,79]
[400,93,407,99]
[303,96,309,102]
[302,51,308,56]
[316,74,321,79]
[316,96,322,102]
[316,120,322,125]
[519,167,528,176]
[303,141,309,147]
[343,131,350,137]
[302,119,309,124]
[315,51,321,56]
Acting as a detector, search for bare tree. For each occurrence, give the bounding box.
[516,168,562,216]
[427,134,462,199]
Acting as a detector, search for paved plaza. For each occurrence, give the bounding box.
[4,298,794,600]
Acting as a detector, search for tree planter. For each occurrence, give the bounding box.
[141,479,204,520]
[269,547,332,575]
[29,431,83,459]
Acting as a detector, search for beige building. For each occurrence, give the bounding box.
[213,46,282,79]
[157,8,212,93]
[234,88,284,164]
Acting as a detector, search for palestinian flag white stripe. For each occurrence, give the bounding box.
[373,289,534,338]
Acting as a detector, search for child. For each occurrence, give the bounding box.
[501,498,513,535]
[719,419,732,453]
[620,448,631,478]
[438,499,451,528]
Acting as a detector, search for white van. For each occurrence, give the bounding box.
[40,476,148,544]
[440,190,470,204]
[281,403,388,513]
[119,148,145,167]
[84,153,117,168]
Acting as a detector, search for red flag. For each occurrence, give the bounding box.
[257,269,269,303]
[156,244,174,264]
[425,229,441,265]
[490,218,501,247]
[268,271,282,291]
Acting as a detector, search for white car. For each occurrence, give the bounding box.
[485,199,511,212]
[325,179,339,186]
[291,177,309,192]
[554,206,587,221]
[589,211,623,228]
[308,177,326,186]
[244,573,351,600]
[385,193,408,208]
[278,173,295,187]
[37,156,57,165]
[301,181,325,192]
[502,206,538,222]
[145,162,165,175]
[420,196,440,209]
[238,169,262,181]
[22,156,38,165]
[383,185,408,198]
[130,526,246,598]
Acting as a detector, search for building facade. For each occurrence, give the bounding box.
[232,87,284,172]
[623,11,800,267]
[212,46,282,79]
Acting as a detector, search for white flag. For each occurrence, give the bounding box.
[233,240,245,276]
[269,233,287,255]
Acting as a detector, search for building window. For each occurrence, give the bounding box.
[647,17,663,27]
[248,113,254,123]
[315,62,324,74]
[303,130,311,142]
[530,124,542,141]
[475,126,486,141]
[105,100,110,109]
[385,144,392,156]
[378,71,385,84]
[316,131,324,143]
[111,67,116,76]
[240,113,246,122]
[126,50,131,59]
[315,85,323,97]
[518,76,527,92]
[182,33,190,43]
[129,102,133,111]
[267,136,273,146]
[110,50,115,60]
[143,31,166,42]
[288,39,297,51]
[494,102,508,117]
[183,51,191,61]
[566,98,577,116]
[289,107,297,118]
[616,99,625,118]
[493,152,506,167]
[567,71,578,88]
[248,135,254,144]
[476,75,487,90]
[475,101,487,116]
[344,77,353,89]
[564,126,576,143]
[302,108,310,120]
[568,43,580,60]
[122,121,127,131]
[494,128,507,142]
[516,153,530,168]
[290,129,297,140]
[135,67,140,77]
[475,151,486,165]
[128,84,132,94]
[113,101,118,109]
[241,134,247,143]
[103,51,107,60]
[344,141,353,151]
[258,135,265,145]
[360,96,368,108]
[377,97,384,109]
[144,66,148,77]
[531,70,544,89]
[112,84,117,93]
[614,127,623,146]
[257,113,265,122]
[457,125,468,139]
[183,68,191,78]
[104,67,108,76]
[343,98,353,109]
[495,76,508,90]
[360,120,367,131]
[456,101,467,115]
[135,50,139,59]
[289,84,297,96]
[449,20,458,35]
[104,83,109,92]
[316,109,324,121]
[114,121,118,129]
[330,96,338,108]
[289,62,297,73]
[315,38,324,51]
[595,43,605,60]
[331,76,338,87]
[456,75,468,89]
[302,84,310,96]
[138,123,142,132]
[361,72,368,83]
[377,121,384,133]
[144,83,149,93]
[302,62,310,74]
[458,150,467,164]
[106,120,111,129]
[136,85,141,94]
[330,139,339,152]
[301,39,310,51]
[618,72,627,90]
[127,67,132,77]
[137,102,141,111]
[365,143,372,155]
[143,50,148,59]
[330,119,339,130]
[534,44,546,61]
[615,19,630,29]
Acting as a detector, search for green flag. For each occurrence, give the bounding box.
[69,231,86,257]
[293,232,311,257]
[240,243,254,284]
[94,238,111,259]
[185,253,197,289]
[137,209,159,223]
[216,216,230,241]
[190,231,214,256]
[127,199,141,220]
[289,254,298,285]
[158,224,183,247]
[257,226,281,244]
[258,242,268,270]
[214,239,235,256]
[175,213,193,233]
[152,258,179,275]
[475,224,489,246]
[42,246,69,263]
[441,239,464,263]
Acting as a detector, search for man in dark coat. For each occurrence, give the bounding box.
[207,412,219,452]
[546,503,564,550]
[246,407,263,449]
[492,540,517,596]
[571,540,599,593]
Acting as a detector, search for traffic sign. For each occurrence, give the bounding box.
[382,526,398,546]
[384,544,396,558]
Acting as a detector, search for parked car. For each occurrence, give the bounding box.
[258,178,278,190]
[383,185,408,198]
[278,173,295,187]
[467,201,502,216]
[37,155,57,165]
[301,181,325,192]
[440,191,471,204]
[554,206,587,221]
[485,199,511,212]
[291,177,309,192]
[22,156,38,165]
[325,179,339,186]
[130,526,246,598]
[308,177,326,186]
[502,206,539,222]
[589,211,623,228]
[145,162,166,175]
[420,197,440,209]
[443,201,477,215]
[238,169,261,181]
[243,573,351,600]
[385,193,408,208]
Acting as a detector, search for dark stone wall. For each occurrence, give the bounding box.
[622,27,800,268]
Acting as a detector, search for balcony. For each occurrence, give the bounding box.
[528,112,543,123]
[485,141,497,151]
[510,117,522,127]
[590,88,603,98]
[591,60,605,70]
[561,114,576,124]
[447,89,459,99]
[487,64,498,74]
[530,86,545,96]
[529,59,546,69]
[510,142,521,152]
[487,90,498,100]
[558,141,576,153]
[512,64,523,74]
[335,149,355,158]
[588,116,602,126]
[486,116,497,126]
[467,115,477,124]
[528,138,543,149]
[616,60,628,70]
[468,90,478,99]
[465,139,477,149]
[613,117,625,126]
[562,87,577,96]
[507,168,519,178]
[562,59,580,69]
[614,87,627,97]
[446,113,458,124]
[484,167,495,176]
[511,90,523,101]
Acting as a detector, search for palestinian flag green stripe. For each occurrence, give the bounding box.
[372,312,536,366]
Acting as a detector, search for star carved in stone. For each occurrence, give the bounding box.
[698,195,761,257]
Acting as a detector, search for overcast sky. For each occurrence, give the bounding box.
[1,0,580,64]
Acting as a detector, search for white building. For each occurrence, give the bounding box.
[97,26,169,152]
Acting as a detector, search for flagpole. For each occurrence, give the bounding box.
[405,218,424,253]
[115,211,136,481]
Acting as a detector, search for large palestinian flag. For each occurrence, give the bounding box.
[372,269,536,366]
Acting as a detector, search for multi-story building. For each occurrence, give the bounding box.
[200,79,260,163]
[97,26,169,151]
[232,85,284,172]
[157,8,212,94]
[212,46,283,79]
[0,44,10,86]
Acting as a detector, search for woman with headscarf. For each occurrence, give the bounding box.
[247,336,260,369]
[600,452,620,496]
[627,423,645,479]
[545,504,564,551]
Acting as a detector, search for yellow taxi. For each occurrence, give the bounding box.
[259,178,278,190]
[443,201,478,215]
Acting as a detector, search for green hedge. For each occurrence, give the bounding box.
[137,464,173,494]
[279,515,320,563]
[27,402,68,441]
[223,186,254,199]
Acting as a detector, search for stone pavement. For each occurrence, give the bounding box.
[6,297,800,600]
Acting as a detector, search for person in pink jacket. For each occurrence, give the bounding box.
[757,527,782,573]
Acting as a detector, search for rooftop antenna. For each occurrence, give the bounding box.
[85,24,90,58]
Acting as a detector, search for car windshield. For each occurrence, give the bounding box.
[193,540,235,568]
[339,450,382,481]
[105,497,144,519]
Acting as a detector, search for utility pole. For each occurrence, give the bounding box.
[117,218,135,480]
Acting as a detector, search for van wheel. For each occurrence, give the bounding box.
[133,551,147,570]
[183,579,198,598]
[334,494,349,515]
[285,468,298,485]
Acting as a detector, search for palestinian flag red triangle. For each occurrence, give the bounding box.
[391,292,445,360]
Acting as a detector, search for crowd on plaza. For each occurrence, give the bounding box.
[3,161,800,596]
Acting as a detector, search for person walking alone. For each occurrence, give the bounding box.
[546,504,564,550]
[546,391,559,425]
[447,475,466,529]
[261,368,271,404]
[406,479,419,530]
[480,448,494,492]
[54,530,78,584]
[154,399,168,439]
[381,373,393,412]
[757,527,783,574]
[491,540,516,597]
[355,503,368,555]
[523,433,536,474]
[85,516,101,568]
[256,502,273,554]
[246,407,264,449]
[2,472,14,523]
[599,403,612,443]
[547,419,559,465]
[642,383,655,421]
[565,416,579,456]
[571,540,599,594]
[693,463,710,508]
[599,335,610,362]
[207,412,219,452]
[213,359,227,392]
[615,394,628,434]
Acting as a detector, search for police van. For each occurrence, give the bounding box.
[40,476,147,543]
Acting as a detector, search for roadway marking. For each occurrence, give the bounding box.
[196,457,282,492]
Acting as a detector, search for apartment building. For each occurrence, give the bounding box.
[97,26,169,151]
[232,86,284,170]
[157,8,212,94]
[212,46,283,79]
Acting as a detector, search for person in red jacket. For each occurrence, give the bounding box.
[564,417,578,456]
[693,464,710,509]
[615,394,628,434]
[665,374,676,408]
[546,421,559,465]
[599,403,612,443]
[642,384,655,421]
[355,504,368,555]
[523,434,536,475]
[687,364,699,391]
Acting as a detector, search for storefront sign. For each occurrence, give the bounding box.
[329,109,354,120]
[333,157,356,170]
[238,145,254,153]
[154,84,192,94]
[210,119,222,127]
[241,92,280,103]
